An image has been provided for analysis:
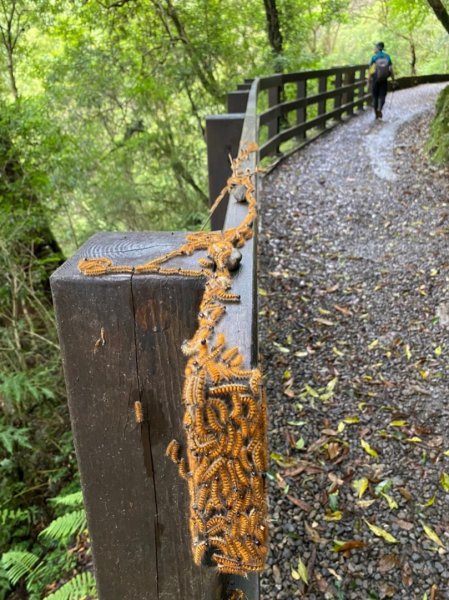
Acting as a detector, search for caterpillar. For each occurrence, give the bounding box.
[80,144,269,576]
[166,439,181,464]
[134,400,144,424]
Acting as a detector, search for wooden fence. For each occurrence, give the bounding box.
[51,66,449,600]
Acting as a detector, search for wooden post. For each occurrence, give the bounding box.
[296,79,307,141]
[357,67,367,110]
[318,75,327,120]
[206,114,245,230]
[344,70,355,116]
[334,72,343,118]
[227,90,249,113]
[267,85,282,149]
[51,232,230,599]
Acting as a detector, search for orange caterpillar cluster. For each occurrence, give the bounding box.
[78,143,268,575]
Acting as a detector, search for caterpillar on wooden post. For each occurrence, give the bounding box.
[78,144,268,575]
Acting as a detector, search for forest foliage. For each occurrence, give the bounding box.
[1,0,449,597]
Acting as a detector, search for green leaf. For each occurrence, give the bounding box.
[440,472,449,492]
[352,477,369,498]
[295,437,305,450]
[361,439,379,458]
[421,521,445,548]
[364,519,397,543]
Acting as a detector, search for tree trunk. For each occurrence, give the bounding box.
[263,0,284,72]
[427,0,449,35]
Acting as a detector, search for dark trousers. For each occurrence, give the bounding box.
[372,79,388,111]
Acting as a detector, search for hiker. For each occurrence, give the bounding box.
[368,42,395,119]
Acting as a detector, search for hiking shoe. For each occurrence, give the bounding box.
[378,110,383,119]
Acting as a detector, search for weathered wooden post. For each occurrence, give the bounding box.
[51,225,260,600]
[206,115,245,230]
[344,69,356,116]
[318,75,327,120]
[296,77,307,141]
[334,71,343,119]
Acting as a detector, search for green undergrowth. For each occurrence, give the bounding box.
[428,85,449,164]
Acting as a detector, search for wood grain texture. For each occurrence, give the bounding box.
[51,232,224,600]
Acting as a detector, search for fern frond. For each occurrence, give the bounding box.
[49,491,84,508]
[45,571,97,600]
[1,550,39,586]
[39,510,87,542]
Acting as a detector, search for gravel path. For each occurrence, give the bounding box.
[259,83,449,600]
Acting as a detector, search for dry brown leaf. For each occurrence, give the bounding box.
[398,487,413,501]
[327,442,342,460]
[286,494,312,512]
[335,540,367,556]
[305,522,326,544]
[402,561,413,587]
[392,517,414,531]
[378,554,399,573]
[334,304,353,316]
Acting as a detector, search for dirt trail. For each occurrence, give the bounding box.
[259,83,449,600]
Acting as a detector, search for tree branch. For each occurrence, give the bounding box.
[427,0,449,35]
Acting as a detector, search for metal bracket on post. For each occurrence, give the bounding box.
[206,114,245,231]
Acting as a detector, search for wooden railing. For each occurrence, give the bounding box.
[51,65,449,600]
[207,68,449,228]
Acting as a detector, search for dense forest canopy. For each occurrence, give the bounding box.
[1,0,448,597]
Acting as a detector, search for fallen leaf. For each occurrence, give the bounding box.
[389,420,408,427]
[357,499,377,508]
[313,318,334,326]
[361,439,379,458]
[286,495,312,512]
[344,416,360,424]
[404,344,412,360]
[440,472,449,492]
[334,304,352,316]
[368,339,379,350]
[333,539,367,555]
[420,495,436,508]
[352,477,369,498]
[402,561,413,587]
[381,492,398,510]
[364,519,397,543]
[324,511,343,521]
[392,517,413,531]
[327,442,341,460]
[305,522,326,544]
[421,522,445,548]
[434,346,443,357]
[273,341,290,354]
[304,384,319,398]
[398,487,413,501]
[378,554,399,573]
[291,557,308,584]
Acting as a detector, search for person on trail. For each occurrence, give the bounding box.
[368,42,395,119]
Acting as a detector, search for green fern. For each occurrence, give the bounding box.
[0,425,32,454]
[45,571,97,600]
[49,491,84,508]
[1,550,39,586]
[39,510,87,543]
